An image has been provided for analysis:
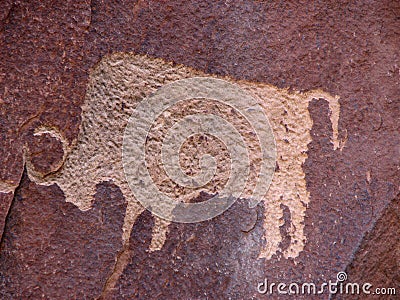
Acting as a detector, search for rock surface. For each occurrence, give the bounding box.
[0,0,399,299]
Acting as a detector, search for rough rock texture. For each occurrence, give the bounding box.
[335,192,400,300]
[29,53,339,261]
[0,172,127,299]
[0,0,399,299]
[108,193,266,299]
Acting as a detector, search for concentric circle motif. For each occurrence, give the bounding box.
[336,272,348,282]
[123,77,276,223]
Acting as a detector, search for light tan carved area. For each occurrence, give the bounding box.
[144,98,262,202]
[0,126,70,194]
[238,84,340,259]
[0,182,17,194]
[25,53,341,260]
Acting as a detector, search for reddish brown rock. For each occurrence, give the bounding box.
[0,0,399,299]
[0,172,126,299]
[107,193,266,299]
[336,192,400,299]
